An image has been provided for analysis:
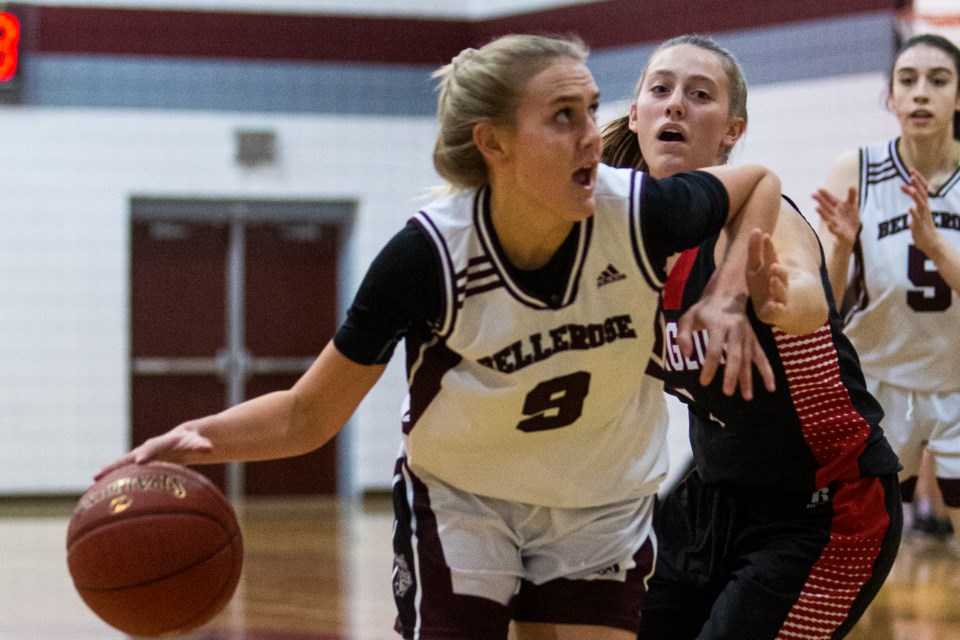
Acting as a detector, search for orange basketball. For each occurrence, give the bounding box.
[66,461,243,636]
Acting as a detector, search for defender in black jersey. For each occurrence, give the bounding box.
[602,35,902,639]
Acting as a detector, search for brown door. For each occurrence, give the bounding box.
[130,199,351,497]
[131,219,230,488]
[241,220,340,496]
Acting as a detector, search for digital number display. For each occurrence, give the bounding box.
[0,11,21,83]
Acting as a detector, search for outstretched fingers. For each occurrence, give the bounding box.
[717,315,775,400]
[903,169,937,255]
[747,231,788,325]
[677,292,776,400]
[812,186,859,244]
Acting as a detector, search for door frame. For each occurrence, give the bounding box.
[129,196,356,500]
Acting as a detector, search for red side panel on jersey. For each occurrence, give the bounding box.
[775,476,890,639]
[662,248,699,311]
[773,325,870,487]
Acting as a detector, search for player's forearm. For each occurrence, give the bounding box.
[175,343,379,464]
[178,390,317,464]
[713,171,781,296]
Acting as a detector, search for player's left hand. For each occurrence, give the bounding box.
[903,169,941,257]
[746,229,789,326]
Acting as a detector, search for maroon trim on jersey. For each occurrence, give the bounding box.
[30,1,892,63]
[566,217,591,304]
[775,476,891,639]
[512,537,654,631]
[629,172,664,292]
[662,248,699,311]
[474,186,586,310]
[393,460,511,638]
[404,339,461,435]
[461,256,502,302]
[411,213,458,338]
[645,298,666,382]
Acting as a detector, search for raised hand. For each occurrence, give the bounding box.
[903,169,939,256]
[812,186,860,247]
[746,229,789,326]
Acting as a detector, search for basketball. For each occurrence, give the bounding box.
[66,461,243,636]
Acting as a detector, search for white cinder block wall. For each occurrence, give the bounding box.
[0,108,436,494]
[736,73,899,212]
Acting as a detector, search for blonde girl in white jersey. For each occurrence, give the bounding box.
[814,33,960,554]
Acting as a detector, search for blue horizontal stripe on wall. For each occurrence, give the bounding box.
[22,55,440,115]
[18,12,893,115]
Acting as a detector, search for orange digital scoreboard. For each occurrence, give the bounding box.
[0,10,20,86]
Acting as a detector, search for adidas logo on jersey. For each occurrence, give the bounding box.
[597,264,626,287]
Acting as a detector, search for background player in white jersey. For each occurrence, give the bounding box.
[97,34,783,639]
[814,33,960,554]
[603,35,902,639]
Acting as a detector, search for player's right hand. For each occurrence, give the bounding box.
[812,186,860,247]
[94,423,213,481]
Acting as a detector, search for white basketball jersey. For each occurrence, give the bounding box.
[843,139,960,392]
[401,165,671,508]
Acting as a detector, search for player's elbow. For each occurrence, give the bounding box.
[777,290,829,336]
